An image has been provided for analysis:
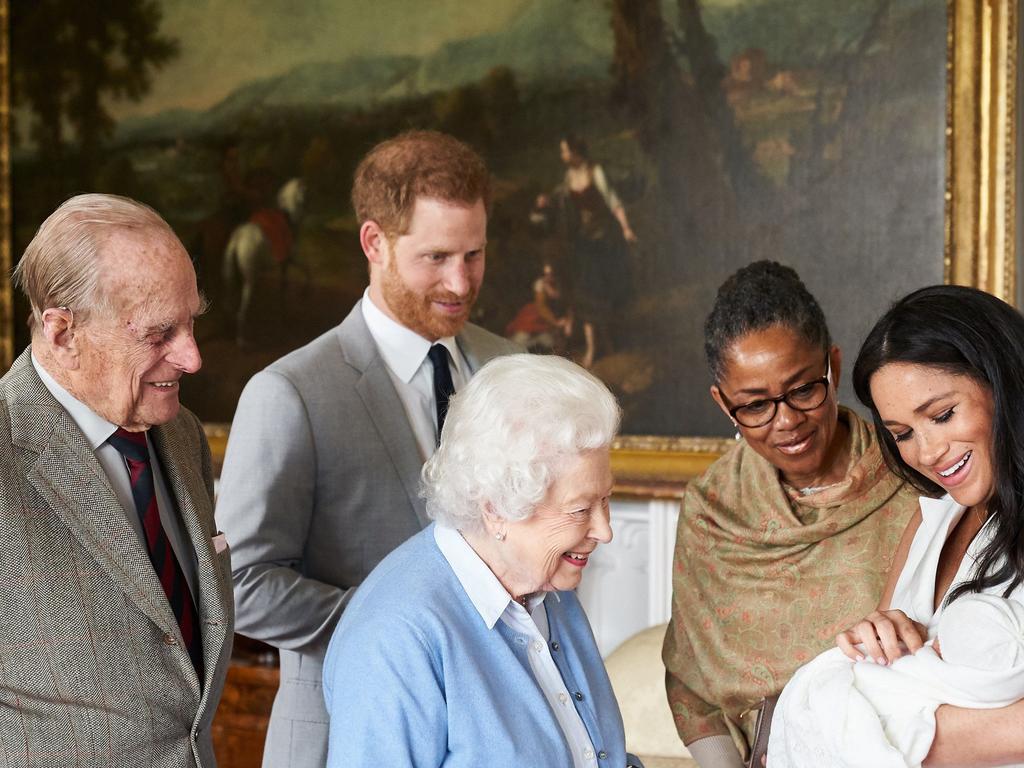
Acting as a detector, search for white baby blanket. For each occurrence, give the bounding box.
[768,594,1024,768]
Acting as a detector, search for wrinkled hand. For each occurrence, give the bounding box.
[836,609,928,665]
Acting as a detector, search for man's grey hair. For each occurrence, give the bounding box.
[421,354,620,533]
[13,193,178,329]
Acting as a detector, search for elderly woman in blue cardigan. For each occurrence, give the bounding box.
[322,353,636,768]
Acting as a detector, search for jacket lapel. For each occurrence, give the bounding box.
[19,405,182,640]
[339,304,430,527]
[151,419,232,699]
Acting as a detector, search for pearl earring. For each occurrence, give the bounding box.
[495,531,505,541]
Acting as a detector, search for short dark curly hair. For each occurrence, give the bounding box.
[703,260,831,381]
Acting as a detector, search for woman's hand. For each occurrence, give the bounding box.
[835,609,928,665]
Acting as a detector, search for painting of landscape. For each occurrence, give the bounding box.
[9,0,947,436]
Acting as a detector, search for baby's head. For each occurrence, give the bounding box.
[937,594,1024,671]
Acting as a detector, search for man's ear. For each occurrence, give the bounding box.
[40,307,81,370]
[359,220,389,267]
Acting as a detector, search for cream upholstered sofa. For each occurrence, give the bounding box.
[604,623,697,768]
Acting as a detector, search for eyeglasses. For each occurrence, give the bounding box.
[724,356,832,428]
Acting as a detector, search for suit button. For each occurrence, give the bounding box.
[574,691,584,701]
[550,641,560,651]
[598,750,608,760]
[163,634,178,646]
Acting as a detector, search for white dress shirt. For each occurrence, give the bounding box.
[31,354,199,600]
[434,525,598,768]
[361,290,468,460]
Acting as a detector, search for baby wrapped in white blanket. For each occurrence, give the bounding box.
[768,593,1024,768]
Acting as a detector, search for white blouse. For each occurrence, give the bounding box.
[890,494,1024,632]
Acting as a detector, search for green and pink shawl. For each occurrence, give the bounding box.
[663,408,920,757]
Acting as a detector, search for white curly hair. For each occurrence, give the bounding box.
[421,354,620,533]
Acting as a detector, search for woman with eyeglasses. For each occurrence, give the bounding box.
[662,261,921,768]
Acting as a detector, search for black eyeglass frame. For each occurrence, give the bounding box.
[723,355,833,429]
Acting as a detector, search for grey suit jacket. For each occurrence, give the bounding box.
[0,349,234,767]
[215,301,519,768]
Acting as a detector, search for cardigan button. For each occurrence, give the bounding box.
[550,640,560,651]
[574,691,584,701]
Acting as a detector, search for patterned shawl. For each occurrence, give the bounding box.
[663,408,920,758]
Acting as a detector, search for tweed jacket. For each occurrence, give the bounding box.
[215,301,520,768]
[0,349,234,767]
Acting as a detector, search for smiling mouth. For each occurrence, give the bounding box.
[433,299,467,314]
[937,450,972,483]
[775,432,814,456]
[149,381,178,389]
[562,551,592,567]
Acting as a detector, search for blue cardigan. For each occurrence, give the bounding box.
[323,525,628,767]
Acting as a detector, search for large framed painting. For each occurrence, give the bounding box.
[0,0,1017,487]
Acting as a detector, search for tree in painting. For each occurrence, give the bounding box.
[11,0,179,192]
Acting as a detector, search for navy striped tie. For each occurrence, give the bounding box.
[428,344,455,444]
[107,428,203,683]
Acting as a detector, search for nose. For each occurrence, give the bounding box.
[917,428,948,469]
[442,257,472,297]
[589,505,613,545]
[169,330,202,374]
[772,399,805,430]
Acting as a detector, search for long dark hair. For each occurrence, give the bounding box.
[852,284,1024,603]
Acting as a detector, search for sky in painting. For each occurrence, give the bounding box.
[115,0,535,118]
[112,0,846,120]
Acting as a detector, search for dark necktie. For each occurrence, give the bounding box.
[427,344,455,444]
[107,428,203,682]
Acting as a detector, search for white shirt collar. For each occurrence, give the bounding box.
[919,494,964,537]
[31,352,118,450]
[434,524,546,630]
[361,289,463,383]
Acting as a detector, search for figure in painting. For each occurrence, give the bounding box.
[532,134,637,369]
[222,175,308,348]
[504,260,574,355]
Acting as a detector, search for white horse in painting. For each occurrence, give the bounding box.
[223,177,308,347]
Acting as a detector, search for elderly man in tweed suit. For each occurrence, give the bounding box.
[0,194,234,767]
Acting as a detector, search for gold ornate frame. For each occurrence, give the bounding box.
[1,1,1017,493]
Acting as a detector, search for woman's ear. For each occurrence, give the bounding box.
[480,502,506,539]
[710,385,737,425]
[829,345,843,387]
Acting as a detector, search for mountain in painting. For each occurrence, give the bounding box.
[410,0,613,93]
[114,0,613,144]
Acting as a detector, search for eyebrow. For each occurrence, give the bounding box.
[881,391,957,425]
[137,298,209,335]
[422,242,487,255]
[732,363,817,397]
